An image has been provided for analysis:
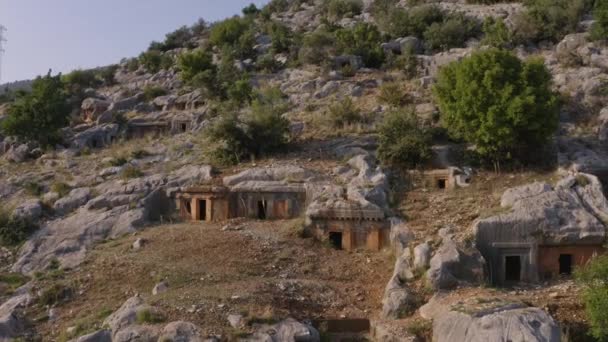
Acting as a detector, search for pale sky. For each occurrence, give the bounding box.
[0,0,269,83]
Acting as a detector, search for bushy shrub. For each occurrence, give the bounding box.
[121,165,144,179]
[98,65,119,86]
[575,255,608,340]
[434,49,559,162]
[513,0,588,43]
[206,88,290,164]
[328,98,363,127]
[266,21,294,54]
[591,0,608,41]
[336,23,385,68]
[382,5,444,39]
[39,284,72,306]
[377,109,432,169]
[136,309,165,324]
[0,209,38,246]
[378,82,409,107]
[384,48,419,78]
[149,25,195,52]
[139,50,163,73]
[50,182,71,198]
[62,69,100,98]
[325,0,364,19]
[226,79,253,105]
[209,17,255,58]
[177,48,217,89]
[423,13,479,51]
[2,72,70,146]
[299,30,336,65]
[482,17,512,48]
[242,3,260,16]
[143,85,167,101]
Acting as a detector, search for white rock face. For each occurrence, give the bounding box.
[248,318,320,341]
[53,188,92,216]
[152,281,169,295]
[433,303,560,342]
[426,229,486,290]
[12,199,42,222]
[159,321,203,342]
[476,174,608,246]
[413,242,431,270]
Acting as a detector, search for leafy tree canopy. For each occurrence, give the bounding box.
[434,49,559,162]
[2,71,70,147]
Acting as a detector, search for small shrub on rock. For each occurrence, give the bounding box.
[121,165,144,179]
[139,50,163,74]
[513,0,589,43]
[328,98,363,127]
[136,309,165,324]
[378,82,409,107]
[0,211,37,247]
[143,85,167,101]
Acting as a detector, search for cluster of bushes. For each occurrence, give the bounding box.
[324,0,364,20]
[512,0,590,44]
[205,87,290,165]
[374,3,479,52]
[177,48,252,104]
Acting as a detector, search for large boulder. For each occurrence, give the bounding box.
[81,98,111,123]
[432,300,560,342]
[426,229,486,290]
[68,329,112,342]
[113,325,160,342]
[12,206,144,273]
[108,93,145,112]
[0,291,31,341]
[4,144,30,163]
[53,188,92,216]
[476,174,608,248]
[382,249,418,319]
[246,318,320,342]
[12,199,42,222]
[103,295,150,334]
[71,124,119,150]
[158,321,203,342]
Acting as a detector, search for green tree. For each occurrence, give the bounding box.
[299,30,336,65]
[591,0,608,41]
[336,23,385,68]
[575,255,608,340]
[62,69,100,99]
[434,49,559,162]
[377,109,432,169]
[2,72,70,146]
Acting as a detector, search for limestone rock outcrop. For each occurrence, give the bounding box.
[426,228,486,290]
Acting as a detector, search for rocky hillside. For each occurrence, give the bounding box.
[0,0,607,341]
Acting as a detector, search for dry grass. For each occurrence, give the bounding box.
[400,170,559,243]
[31,220,393,339]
